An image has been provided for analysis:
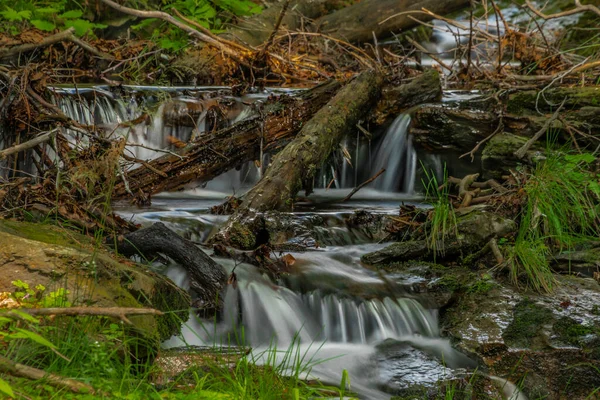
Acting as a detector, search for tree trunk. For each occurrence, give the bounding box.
[113,222,226,316]
[238,69,383,212]
[112,79,341,199]
[316,0,470,43]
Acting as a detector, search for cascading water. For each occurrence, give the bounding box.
[371,114,417,193]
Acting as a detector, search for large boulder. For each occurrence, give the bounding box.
[0,220,190,357]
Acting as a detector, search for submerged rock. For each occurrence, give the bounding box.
[0,220,190,357]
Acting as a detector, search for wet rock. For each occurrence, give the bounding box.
[553,243,600,277]
[442,274,600,399]
[0,220,190,357]
[411,104,497,152]
[361,210,516,265]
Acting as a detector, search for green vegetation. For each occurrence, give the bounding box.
[0,282,349,399]
[0,0,261,50]
[422,166,457,259]
[506,150,600,293]
[502,299,553,349]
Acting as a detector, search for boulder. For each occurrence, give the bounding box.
[0,220,190,358]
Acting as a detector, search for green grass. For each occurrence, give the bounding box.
[506,150,600,293]
[0,308,349,400]
[421,166,457,259]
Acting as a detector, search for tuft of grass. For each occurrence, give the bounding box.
[523,152,600,248]
[422,165,457,259]
[506,150,599,293]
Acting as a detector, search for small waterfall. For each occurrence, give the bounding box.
[371,114,417,193]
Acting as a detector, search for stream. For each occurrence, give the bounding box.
[47,81,522,398]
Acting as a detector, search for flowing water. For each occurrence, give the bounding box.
[44,86,514,398]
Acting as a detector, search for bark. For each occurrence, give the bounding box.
[113,222,226,315]
[239,69,383,212]
[316,0,470,43]
[112,79,341,198]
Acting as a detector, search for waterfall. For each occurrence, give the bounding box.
[47,87,424,196]
[371,114,417,193]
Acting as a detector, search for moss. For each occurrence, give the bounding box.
[227,221,256,250]
[553,316,596,346]
[503,299,554,349]
[507,87,600,115]
[0,219,90,248]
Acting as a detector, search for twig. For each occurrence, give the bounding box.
[460,117,504,162]
[99,0,247,60]
[122,154,168,178]
[262,0,291,54]
[342,168,385,202]
[405,36,452,71]
[0,27,114,60]
[525,0,600,19]
[514,99,566,159]
[0,129,58,160]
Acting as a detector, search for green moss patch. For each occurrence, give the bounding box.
[503,299,554,349]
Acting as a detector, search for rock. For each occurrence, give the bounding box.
[480,133,532,179]
[411,104,497,152]
[0,220,190,358]
[361,210,516,265]
[442,274,600,399]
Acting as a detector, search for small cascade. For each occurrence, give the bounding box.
[371,114,417,193]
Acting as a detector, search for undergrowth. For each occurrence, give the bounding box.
[507,149,600,293]
[0,282,349,399]
[422,165,457,259]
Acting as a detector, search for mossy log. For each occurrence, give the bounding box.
[237,70,383,212]
[316,0,470,43]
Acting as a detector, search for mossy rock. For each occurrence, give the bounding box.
[0,220,190,359]
[502,299,554,349]
[480,133,530,179]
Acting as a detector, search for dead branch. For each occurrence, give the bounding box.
[342,168,385,202]
[514,99,566,159]
[9,307,163,325]
[99,0,246,60]
[525,0,600,20]
[0,129,58,160]
[0,354,97,394]
[0,27,114,60]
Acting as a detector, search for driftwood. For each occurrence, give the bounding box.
[238,70,383,212]
[9,307,163,325]
[316,0,470,43]
[0,27,114,60]
[112,79,341,198]
[0,354,97,394]
[113,222,226,315]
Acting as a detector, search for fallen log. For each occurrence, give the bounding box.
[316,0,470,43]
[112,222,226,316]
[238,69,383,212]
[112,79,342,199]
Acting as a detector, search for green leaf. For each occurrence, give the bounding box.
[35,7,60,14]
[64,19,95,36]
[0,377,15,398]
[564,153,595,164]
[60,10,83,19]
[31,19,56,31]
[13,328,57,348]
[4,309,39,323]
